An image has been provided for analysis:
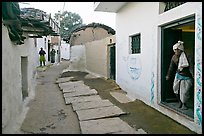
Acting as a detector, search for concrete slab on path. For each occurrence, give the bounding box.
[64,95,102,104]
[62,86,90,93]
[80,117,137,134]
[56,77,74,83]
[58,81,84,90]
[63,89,98,98]
[110,92,133,103]
[72,99,114,111]
[76,105,126,121]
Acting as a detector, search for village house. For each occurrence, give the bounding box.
[63,22,116,79]
[94,2,202,134]
[2,2,60,133]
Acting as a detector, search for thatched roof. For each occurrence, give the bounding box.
[63,22,115,43]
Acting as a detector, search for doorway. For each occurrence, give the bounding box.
[161,16,195,119]
[109,44,116,80]
[21,56,28,100]
[48,40,50,61]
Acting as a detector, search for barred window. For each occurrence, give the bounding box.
[130,34,140,54]
[164,2,186,12]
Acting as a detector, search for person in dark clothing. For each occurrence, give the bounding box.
[166,41,193,110]
[39,47,46,66]
[50,48,56,63]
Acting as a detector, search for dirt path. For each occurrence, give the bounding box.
[19,61,196,134]
[20,61,81,134]
[61,71,196,134]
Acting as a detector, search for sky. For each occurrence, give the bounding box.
[19,2,116,29]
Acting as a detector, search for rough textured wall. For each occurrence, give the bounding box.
[69,45,86,71]
[2,24,37,133]
[116,2,158,105]
[70,27,113,46]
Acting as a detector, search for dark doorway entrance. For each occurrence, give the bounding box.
[109,44,116,80]
[161,16,195,119]
[48,40,50,61]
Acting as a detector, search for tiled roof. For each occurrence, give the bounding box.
[2,2,60,45]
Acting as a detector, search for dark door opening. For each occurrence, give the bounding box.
[162,28,182,103]
[48,40,50,61]
[161,17,195,119]
[109,44,116,80]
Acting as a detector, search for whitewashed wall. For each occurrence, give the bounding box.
[2,24,38,133]
[116,2,158,104]
[60,41,70,60]
[115,2,202,134]
[69,45,86,71]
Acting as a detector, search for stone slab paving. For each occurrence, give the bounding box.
[64,95,102,104]
[110,92,133,103]
[76,105,126,121]
[56,77,73,83]
[72,99,114,111]
[58,81,84,90]
[59,81,84,87]
[57,71,146,134]
[80,117,138,134]
[60,84,89,91]
[63,89,98,98]
[62,86,90,93]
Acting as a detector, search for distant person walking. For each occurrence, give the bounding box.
[39,47,46,66]
[50,48,56,63]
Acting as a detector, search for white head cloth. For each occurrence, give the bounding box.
[173,41,189,71]
[173,40,184,51]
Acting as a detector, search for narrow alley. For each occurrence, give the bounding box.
[2,2,202,134]
[19,61,196,134]
[19,61,80,134]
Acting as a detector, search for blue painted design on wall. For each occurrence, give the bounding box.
[150,72,155,104]
[127,56,142,80]
[195,9,202,126]
[196,90,202,103]
[196,106,202,126]
[196,71,202,87]
[197,17,202,40]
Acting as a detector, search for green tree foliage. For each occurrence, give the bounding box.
[54,11,83,38]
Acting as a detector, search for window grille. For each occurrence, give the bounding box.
[164,2,186,12]
[131,34,140,54]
